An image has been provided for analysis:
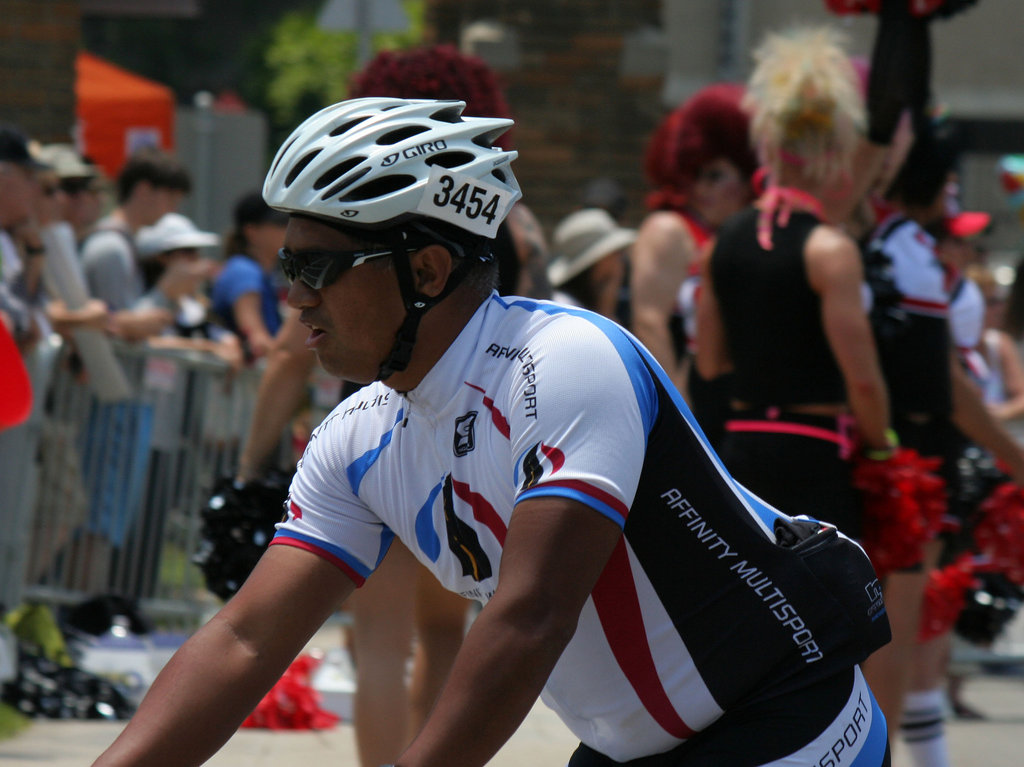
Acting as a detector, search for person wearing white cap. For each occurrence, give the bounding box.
[134,213,242,369]
[548,208,635,320]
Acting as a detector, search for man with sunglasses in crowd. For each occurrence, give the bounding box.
[93,97,895,767]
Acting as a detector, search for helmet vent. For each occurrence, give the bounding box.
[472,128,504,149]
[314,157,365,190]
[377,125,429,145]
[425,151,475,169]
[321,167,370,200]
[270,136,299,175]
[329,117,369,137]
[341,174,417,202]
[285,149,322,187]
[491,168,508,184]
[430,105,463,124]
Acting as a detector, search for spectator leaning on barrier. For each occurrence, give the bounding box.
[93,96,894,767]
[135,212,242,370]
[33,143,108,244]
[80,146,192,342]
[0,123,49,350]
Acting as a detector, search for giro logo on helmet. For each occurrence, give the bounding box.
[382,139,449,168]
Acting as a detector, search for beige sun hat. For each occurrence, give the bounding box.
[548,208,636,287]
[31,143,100,180]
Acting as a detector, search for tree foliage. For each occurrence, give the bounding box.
[263,2,425,138]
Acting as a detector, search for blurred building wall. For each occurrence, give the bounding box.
[0,0,80,143]
[427,0,1024,248]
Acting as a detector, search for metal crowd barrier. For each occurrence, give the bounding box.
[2,337,273,628]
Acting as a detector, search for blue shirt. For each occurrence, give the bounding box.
[211,255,282,336]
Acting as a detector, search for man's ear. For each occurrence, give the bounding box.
[410,244,455,297]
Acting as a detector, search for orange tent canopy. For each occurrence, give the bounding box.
[75,51,175,179]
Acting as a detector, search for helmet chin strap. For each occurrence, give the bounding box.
[375,247,473,382]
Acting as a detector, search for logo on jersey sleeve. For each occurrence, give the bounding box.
[442,474,493,581]
[453,411,478,456]
[519,441,566,491]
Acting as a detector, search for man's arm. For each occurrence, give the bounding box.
[630,211,695,390]
[805,226,891,451]
[396,496,622,767]
[92,545,355,767]
[232,291,275,360]
[236,311,316,482]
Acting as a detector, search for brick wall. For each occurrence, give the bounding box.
[427,0,665,232]
[0,0,80,143]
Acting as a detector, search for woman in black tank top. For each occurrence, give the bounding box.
[697,26,919,747]
[697,28,891,533]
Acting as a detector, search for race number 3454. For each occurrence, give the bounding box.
[416,165,518,238]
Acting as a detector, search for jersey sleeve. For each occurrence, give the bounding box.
[271,407,395,587]
[506,313,658,528]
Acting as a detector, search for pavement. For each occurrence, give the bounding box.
[4,619,1024,766]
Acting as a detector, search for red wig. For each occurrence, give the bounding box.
[644,83,757,212]
[348,45,513,149]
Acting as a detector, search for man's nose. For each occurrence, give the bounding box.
[286,279,319,309]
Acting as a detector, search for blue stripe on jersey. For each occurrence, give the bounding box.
[375,527,395,568]
[415,480,445,561]
[851,693,889,767]
[495,297,659,439]
[734,481,797,535]
[275,529,373,580]
[347,407,404,495]
[518,484,627,527]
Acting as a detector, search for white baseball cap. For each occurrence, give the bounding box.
[137,212,220,258]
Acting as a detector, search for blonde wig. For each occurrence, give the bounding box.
[746,26,864,184]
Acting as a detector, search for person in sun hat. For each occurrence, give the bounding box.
[32,143,108,243]
[548,208,635,319]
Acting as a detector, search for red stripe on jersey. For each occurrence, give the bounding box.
[289,499,303,519]
[592,538,695,739]
[269,537,366,587]
[464,382,511,439]
[899,296,948,315]
[451,478,507,545]
[539,441,565,473]
[539,478,629,522]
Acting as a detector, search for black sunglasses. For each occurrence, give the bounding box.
[278,246,418,290]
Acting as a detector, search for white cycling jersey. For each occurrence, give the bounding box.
[275,292,885,761]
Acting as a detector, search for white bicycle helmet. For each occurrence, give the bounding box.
[263,97,521,234]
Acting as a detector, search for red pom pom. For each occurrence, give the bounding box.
[854,447,946,580]
[823,0,881,15]
[918,556,979,642]
[974,483,1024,586]
[242,654,340,730]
